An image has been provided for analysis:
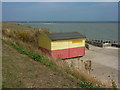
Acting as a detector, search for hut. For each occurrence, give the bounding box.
[38,32,86,59]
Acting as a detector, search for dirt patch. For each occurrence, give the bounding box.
[2,43,79,88]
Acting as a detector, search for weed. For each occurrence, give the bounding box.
[62,84,68,86]
[35,74,39,78]
[29,74,38,78]
[53,86,57,88]
[67,75,74,81]
[77,81,94,88]
[112,80,117,88]
[17,80,24,87]
[66,66,71,73]
[70,64,73,67]
[2,81,8,88]
[27,69,32,72]
[46,80,51,84]
[32,85,36,88]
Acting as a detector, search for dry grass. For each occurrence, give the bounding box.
[2,42,80,88]
[2,23,51,46]
[2,22,114,88]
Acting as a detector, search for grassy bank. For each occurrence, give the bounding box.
[3,42,81,88]
[2,22,110,88]
[2,39,95,88]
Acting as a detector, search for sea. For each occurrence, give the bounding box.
[22,22,118,42]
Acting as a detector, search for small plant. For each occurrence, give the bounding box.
[81,60,83,62]
[46,80,51,84]
[28,69,32,72]
[112,80,117,88]
[53,86,57,88]
[2,81,8,88]
[17,80,24,87]
[35,74,39,78]
[62,84,68,86]
[66,66,71,73]
[67,75,74,81]
[77,81,94,88]
[32,85,36,88]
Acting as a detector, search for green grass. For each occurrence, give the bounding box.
[2,39,57,69]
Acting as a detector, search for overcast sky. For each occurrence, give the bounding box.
[2,2,118,21]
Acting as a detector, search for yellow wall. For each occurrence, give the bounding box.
[38,33,51,50]
[51,40,69,50]
[51,38,85,50]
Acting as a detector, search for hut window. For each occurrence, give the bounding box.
[72,40,83,43]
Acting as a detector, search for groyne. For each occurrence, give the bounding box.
[86,39,120,48]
